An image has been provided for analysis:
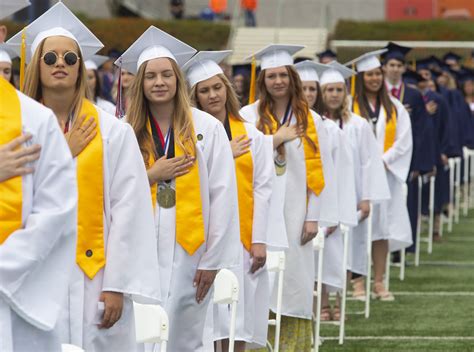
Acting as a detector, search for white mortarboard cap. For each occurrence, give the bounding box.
[6,2,103,63]
[0,43,18,64]
[183,50,231,87]
[85,54,109,70]
[345,49,388,73]
[245,44,305,70]
[0,0,30,20]
[294,60,331,83]
[320,61,355,86]
[115,26,197,74]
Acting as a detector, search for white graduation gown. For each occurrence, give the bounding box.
[0,90,77,352]
[209,121,273,347]
[58,106,161,352]
[370,98,413,251]
[240,101,338,320]
[314,118,358,291]
[344,113,391,275]
[96,97,116,116]
[152,108,240,352]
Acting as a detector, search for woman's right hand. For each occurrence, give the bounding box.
[0,134,41,182]
[357,200,370,221]
[65,114,97,158]
[230,135,252,158]
[273,123,304,149]
[147,155,194,185]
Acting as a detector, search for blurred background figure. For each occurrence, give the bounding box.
[170,0,185,19]
[241,0,257,27]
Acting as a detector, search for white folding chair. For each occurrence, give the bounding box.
[428,175,435,254]
[61,344,84,352]
[448,158,455,233]
[133,302,169,352]
[469,150,474,209]
[213,269,240,352]
[266,250,286,352]
[454,157,462,224]
[463,147,470,216]
[338,224,350,345]
[365,203,373,318]
[470,151,474,209]
[313,228,325,352]
[415,176,423,266]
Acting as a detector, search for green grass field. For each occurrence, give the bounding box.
[320,212,474,352]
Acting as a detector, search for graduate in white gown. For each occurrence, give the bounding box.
[184,50,274,351]
[347,50,413,301]
[239,44,339,351]
[121,27,240,351]
[296,61,359,320]
[8,3,161,350]
[0,3,77,351]
[85,55,117,115]
[0,43,17,85]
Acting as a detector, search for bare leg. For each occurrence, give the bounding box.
[372,239,388,284]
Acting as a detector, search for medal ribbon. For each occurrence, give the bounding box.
[228,115,254,252]
[263,107,325,196]
[0,77,23,244]
[146,115,205,255]
[353,98,397,152]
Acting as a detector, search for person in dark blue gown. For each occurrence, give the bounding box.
[382,43,436,254]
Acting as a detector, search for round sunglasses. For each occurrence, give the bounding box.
[41,51,80,66]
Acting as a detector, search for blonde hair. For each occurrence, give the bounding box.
[127,58,195,166]
[23,37,91,124]
[256,65,317,155]
[321,84,352,124]
[190,73,244,121]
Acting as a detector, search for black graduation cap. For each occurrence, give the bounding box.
[316,49,337,60]
[381,42,411,63]
[232,63,252,77]
[416,56,442,71]
[294,56,314,64]
[442,51,462,63]
[430,69,441,80]
[403,69,426,86]
[457,70,474,84]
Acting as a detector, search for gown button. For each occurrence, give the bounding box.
[86,249,93,257]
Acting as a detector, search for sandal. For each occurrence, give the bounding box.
[372,282,395,301]
[332,306,348,321]
[351,276,366,302]
[320,306,332,321]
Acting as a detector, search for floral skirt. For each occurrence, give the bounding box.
[251,314,312,352]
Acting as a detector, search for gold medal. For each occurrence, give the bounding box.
[157,184,176,208]
[274,155,286,176]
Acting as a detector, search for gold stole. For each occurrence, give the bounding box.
[352,99,397,152]
[0,78,23,244]
[75,99,105,279]
[229,115,254,252]
[265,108,325,196]
[146,117,205,255]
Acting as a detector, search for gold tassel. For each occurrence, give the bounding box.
[350,63,356,98]
[248,55,257,104]
[19,27,26,92]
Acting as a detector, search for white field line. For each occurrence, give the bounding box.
[322,336,474,341]
[391,291,474,296]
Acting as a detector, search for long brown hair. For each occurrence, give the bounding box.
[354,68,396,121]
[190,73,245,122]
[256,65,317,153]
[321,83,352,124]
[23,37,91,123]
[127,58,195,166]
